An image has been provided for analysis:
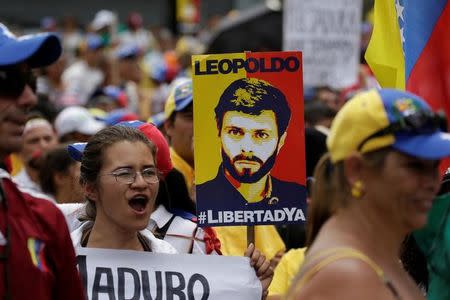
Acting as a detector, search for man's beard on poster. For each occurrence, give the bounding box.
[222,149,278,184]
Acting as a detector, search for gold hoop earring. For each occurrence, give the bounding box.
[351,180,364,199]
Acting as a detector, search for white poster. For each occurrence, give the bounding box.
[283,0,362,88]
[77,248,262,300]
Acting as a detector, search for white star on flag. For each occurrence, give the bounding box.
[395,0,406,53]
[395,0,405,21]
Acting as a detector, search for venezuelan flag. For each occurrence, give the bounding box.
[366,0,450,114]
[366,0,450,171]
[27,238,48,272]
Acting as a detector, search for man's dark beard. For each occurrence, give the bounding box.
[221,149,278,183]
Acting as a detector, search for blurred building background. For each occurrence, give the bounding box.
[1,0,374,33]
[1,0,259,30]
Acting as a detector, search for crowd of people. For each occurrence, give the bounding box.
[0,5,449,300]
[9,10,208,124]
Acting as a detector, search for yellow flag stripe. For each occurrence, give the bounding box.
[27,238,38,266]
[365,0,405,89]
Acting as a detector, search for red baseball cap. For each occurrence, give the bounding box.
[116,120,173,178]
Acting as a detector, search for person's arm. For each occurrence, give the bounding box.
[245,243,274,300]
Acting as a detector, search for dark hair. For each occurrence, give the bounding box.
[400,235,428,292]
[306,148,390,247]
[39,143,77,195]
[80,126,157,220]
[31,94,59,124]
[305,128,327,177]
[304,100,337,126]
[166,102,193,125]
[155,168,196,214]
[314,85,337,94]
[438,169,450,195]
[214,78,291,137]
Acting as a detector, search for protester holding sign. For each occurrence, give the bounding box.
[117,120,223,255]
[67,125,273,298]
[64,120,221,254]
[286,89,450,299]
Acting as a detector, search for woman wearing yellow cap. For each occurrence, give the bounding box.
[287,89,450,300]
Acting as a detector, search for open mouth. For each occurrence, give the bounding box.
[235,160,260,167]
[128,195,149,213]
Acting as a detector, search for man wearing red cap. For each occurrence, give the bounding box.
[0,23,85,299]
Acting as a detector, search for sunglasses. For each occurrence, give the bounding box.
[358,110,448,151]
[0,65,37,98]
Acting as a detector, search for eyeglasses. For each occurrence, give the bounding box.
[357,110,448,151]
[0,64,36,98]
[101,168,159,185]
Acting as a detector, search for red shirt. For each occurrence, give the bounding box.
[0,169,85,299]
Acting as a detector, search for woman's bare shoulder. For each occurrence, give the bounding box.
[288,256,394,300]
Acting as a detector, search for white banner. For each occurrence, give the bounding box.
[77,248,262,300]
[283,0,362,88]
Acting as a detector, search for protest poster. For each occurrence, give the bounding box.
[77,248,261,299]
[283,0,362,88]
[193,51,307,227]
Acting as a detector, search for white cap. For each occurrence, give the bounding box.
[23,118,53,136]
[54,106,105,138]
[91,10,117,31]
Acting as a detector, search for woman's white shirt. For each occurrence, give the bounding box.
[58,203,216,254]
[70,220,177,254]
